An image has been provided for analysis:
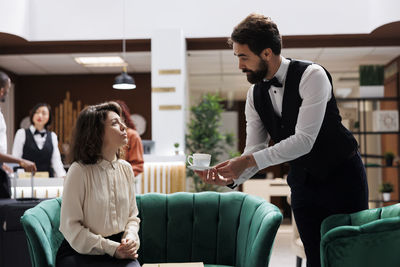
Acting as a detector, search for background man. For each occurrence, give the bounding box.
[0,71,36,198]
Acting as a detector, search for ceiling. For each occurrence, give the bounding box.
[188,46,400,99]
[0,46,399,100]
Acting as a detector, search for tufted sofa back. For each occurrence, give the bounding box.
[136,192,282,267]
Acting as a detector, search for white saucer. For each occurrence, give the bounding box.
[188,165,211,171]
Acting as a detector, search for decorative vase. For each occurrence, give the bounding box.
[359,85,384,98]
[386,158,394,166]
[382,192,391,202]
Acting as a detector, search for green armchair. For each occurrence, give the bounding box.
[20,198,64,267]
[21,192,282,267]
[320,203,400,267]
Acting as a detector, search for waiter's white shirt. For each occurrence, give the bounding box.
[0,108,7,154]
[233,56,332,186]
[12,125,66,177]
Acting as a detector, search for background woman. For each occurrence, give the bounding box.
[115,100,144,176]
[12,103,66,177]
[57,101,140,267]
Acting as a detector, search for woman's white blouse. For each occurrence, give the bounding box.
[59,159,140,257]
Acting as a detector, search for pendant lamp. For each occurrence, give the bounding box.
[113,0,135,90]
[113,65,136,90]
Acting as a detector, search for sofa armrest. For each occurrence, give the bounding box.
[360,216,400,233]
[320,216,400,267]
[20,198,63,267]
[21,213,54,267]
[320,214,351,237]
[241,201,282,267]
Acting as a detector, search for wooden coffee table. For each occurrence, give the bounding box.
[143,263,204,267]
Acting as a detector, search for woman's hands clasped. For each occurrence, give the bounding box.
[114,238,138,260]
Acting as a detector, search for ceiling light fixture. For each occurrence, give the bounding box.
[113,0,135,90]
[75,56,125,67]
[113,65,136,89]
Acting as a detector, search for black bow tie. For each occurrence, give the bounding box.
[262,77,282,90]
[34,130,46,137]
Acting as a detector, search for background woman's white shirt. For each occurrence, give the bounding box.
[12,125,66,177]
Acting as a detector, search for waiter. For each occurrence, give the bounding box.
[197,14,369,267]
[0,71,36,198]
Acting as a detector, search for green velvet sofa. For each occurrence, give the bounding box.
[320,203,400,267]
[21,192,283,267]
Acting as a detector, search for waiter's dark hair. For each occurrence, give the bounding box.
[228,13,282,56]
[68,101,122,164]
[0,71,10,88]
[30,103,52,130]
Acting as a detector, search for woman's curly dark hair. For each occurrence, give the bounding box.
[68,101,122,164]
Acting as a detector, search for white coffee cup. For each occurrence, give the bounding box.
[266,172,274,179]
[187,153,211,167]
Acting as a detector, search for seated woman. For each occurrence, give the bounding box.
[57,102,140,267]
[115,100,144,177]
[12,103,66,177]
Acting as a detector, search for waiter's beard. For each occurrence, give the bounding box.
[243,58,268,84]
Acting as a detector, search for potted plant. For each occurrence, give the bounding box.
[353,121,360,130]
[384,152,395,166]
[185,93,235,192]
[174,142,180,155]
[379,182,394,201]
[359,65,384,97]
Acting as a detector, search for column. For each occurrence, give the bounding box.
[151,29,187,155]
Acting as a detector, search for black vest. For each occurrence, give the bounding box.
[253,59,357,177]
[22,129,54,177]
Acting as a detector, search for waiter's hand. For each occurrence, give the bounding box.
[19,159,37,173]
[194,165,233,186]
[2,163,13,174]
[215,155,256,180]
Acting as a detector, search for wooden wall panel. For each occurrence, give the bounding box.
[14,73,152,141]
[382,56,400,202]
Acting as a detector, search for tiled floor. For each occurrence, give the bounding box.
[269,223,306,267]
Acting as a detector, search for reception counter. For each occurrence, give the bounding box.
[10,155,187,198]
[10,177,64,199]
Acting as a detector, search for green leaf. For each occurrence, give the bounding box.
[185,93,239,192]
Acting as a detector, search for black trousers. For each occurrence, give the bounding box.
[56,232,141,267]
[288,152,369,267]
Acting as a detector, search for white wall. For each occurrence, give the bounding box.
[0,0,29,38]
[1,0,399,41]
[368,0,400,31]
